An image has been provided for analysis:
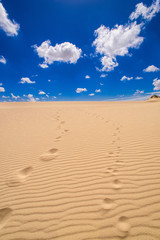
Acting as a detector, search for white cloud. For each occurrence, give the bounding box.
[58,93,62,95]
[130,0,160,21]
[93,22,143,72]
[95,89,101,93]
[2,95,9,98]
[27,94,36,102]
[34,40,82,68]
[11,93,20,100]
[39,90,46,95]
[53,96,56,99]
[121,76,133,81]
[89,93,95,96]
[153,78,160,90]
[0,83,2,86]
[135,76,143,80]
[76,88,87,93]
[0,3,20,36]
[100,83,104,86]
[0,56,6,64]
[32,74,38,77]
[100,73,107,78]
[85,75,90,79]
[48,79,51,82]
[39,63,48,69]
[143,65,159,72]
[20,77,36,84]
[134,89,144,95]
[0,87,5,92]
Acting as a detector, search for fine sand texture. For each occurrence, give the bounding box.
[0,101,160,240]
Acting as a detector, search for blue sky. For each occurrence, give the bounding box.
[0,0,160,102]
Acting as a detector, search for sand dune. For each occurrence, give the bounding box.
[0,101,160,239]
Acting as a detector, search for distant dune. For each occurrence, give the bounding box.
[0,101,160,240]
[148,94,160,100]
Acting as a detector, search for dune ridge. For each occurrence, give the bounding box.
[0,101,160,240]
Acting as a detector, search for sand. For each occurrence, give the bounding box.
[0,100,160,240]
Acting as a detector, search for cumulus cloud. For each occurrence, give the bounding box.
[0,87,5,92]
[100,83,104,85]
[0,56,6,64]
[130,0,160,21]
[89,93,95,96]
[39,63,48,69]
[85,75,90,79]
[93,22,143,72]
[100,73,107,78]
[121,76,133,81]
[76,88,87,93]
[34,40,82,68]
[39,90,46,95]
[134,89,144,95]
[0,3,20,36]
[20,77,36,84]
[27,94,36,102]
[2,95,9,98]
[143,65,159,72]
[153,78,160,90]
[135,76,143,80]
[11,93,20,100]
[95,89,101,93]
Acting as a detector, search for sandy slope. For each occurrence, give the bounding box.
[0,101,160,240]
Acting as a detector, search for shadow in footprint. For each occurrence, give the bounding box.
[64,129,69,133]
[0,208,12,230]
[7,167,32,187]
[49,148,58,154]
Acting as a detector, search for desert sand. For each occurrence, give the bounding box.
[0,100,160,240]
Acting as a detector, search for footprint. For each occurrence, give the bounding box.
[109,152,114,155]
[108,152,114,157]
[102,198,116,210]
[61,121,65,124]
[113,179,122,189]
[7,167,32,187]
[55,136,61,142]
[113,169,118,175]
[18,167,32,180]
[56,136,61,140]
[116,216,130,237]
[0,208,12,230]
[106,168,113,173]
[40,148,58,161]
